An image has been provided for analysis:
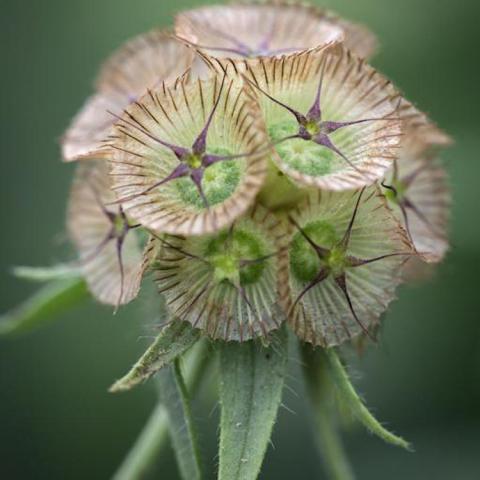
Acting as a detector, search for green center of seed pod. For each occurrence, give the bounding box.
[205,228,267,286]
[176,147,242,209]
[384,179,407,204]
[268,121,337,177]
[290,220,341,282]
[186,153,203,169]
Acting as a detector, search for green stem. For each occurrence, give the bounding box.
[113,340,210,480]
[301,344,355,480]
[112,403,169,480]
[325,349,412,451]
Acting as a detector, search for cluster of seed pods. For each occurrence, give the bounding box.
[63,1,451,346]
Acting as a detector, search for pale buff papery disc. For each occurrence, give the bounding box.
[154,205,289,341]
[107,74,269,236]
[175,1,377,60]
[62,31,195,162]
[397,98,453,156]
[67,162,157,306]
[384,150,451,263]
[284,187,413,347]
[239,45,404,191]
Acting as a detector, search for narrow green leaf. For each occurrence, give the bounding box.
[110,321,200,392]
[325,349,413,451]
[301,344,355,480]
[158,358,204,480]
[12,264,80,282]
[218,328,288,480]
[113,339,211,480]
[0,277,88,337]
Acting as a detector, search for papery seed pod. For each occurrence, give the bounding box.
[67,161,158,307]
[62,30,195,162]
[382,148,451,264]
[107,73,269,236]
[397,99,453,156]
[283,187,414,347]
[175,0,377,60]
[239,44,404,197]
[154,204,289,341]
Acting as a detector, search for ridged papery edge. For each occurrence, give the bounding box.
[108,72,270,237]
[282,186,414,347]
[238,44,404,191]
[174,0,377,61]
[62,30,195,163]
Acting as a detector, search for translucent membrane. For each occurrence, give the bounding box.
[108,73,269,236]
[62,30,194,162]
[154,205,289,341]
[175,1,377,60]
[284,187,413,347]
[67,161,156,306]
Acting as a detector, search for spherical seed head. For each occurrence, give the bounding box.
[154,205,289,341]
[67,161,158,306]
[108,73,269,236]
[62,30,195,162]
[243,44,404,193]
[283,187,413,347]
[175,0,377,59]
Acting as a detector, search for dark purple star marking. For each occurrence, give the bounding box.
[245,58,398,173]
[290,189,413,339]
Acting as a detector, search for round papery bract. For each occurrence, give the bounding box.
[154,205,289,341]
[175,1,377,60]
[108,74,268,236]
[243,44,404,192]
[284,187,413,347]
[397,98,453,156]
[67,161,157,306]
[62,30,194,162]
[383,149,451,264]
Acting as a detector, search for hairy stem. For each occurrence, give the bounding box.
[301,344,355,480]
[325,349,412,451]
[113,339,210,480]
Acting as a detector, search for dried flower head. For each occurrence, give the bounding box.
[237,44,403,194]
[154,204,289,341]
[5,4,455,477]
[67,161,157,307]
[175,0,377,59]
[62,30,194,162]
[57,1,451,347]
[284,187,414,346]
[107,74,269,236]
[382,142,451,264]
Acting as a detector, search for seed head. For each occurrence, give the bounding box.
[175,1,377,59]
[67,161,158,308]
[284,187,414,346]
[241,44,403,194]
[62,30,194,162]
[154,204,289,341]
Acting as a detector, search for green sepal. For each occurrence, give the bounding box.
[301,343,355,480]
[0,277,88,337]
[218,327,288,480]
[110,320,200,392]
[325,349,413,451]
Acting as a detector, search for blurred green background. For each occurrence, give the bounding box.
[1,0,479,478]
